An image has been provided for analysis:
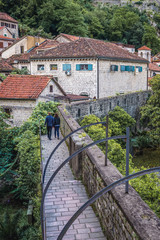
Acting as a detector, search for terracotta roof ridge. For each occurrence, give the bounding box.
[83,38,98,56]
[52,77,67,96]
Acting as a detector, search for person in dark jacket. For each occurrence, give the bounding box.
[53,113,60,139]
[45,112,54,140]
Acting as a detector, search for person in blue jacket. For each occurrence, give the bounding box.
[53,113,60,139]
[45,112,54,140]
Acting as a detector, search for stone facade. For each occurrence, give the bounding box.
[99,60,147,98]
[0,20,18,38]
[0,99,36,126]
[58,104,160,240]
[30,58,148,99]
[31,59,98,97]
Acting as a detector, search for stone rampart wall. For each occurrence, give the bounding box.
[58,104,160,240]
[66,90,151,120]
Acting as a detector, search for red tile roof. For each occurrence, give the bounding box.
[0,12,18,23]
[58,33,80,41]
[0,26,5,30]
[149,63,160,72]
[67,94,89,101]
[31,38,148,63]
[138,46,152,51]
[0,59,13,71]
[0,75,53,99]
[0,35,15,40]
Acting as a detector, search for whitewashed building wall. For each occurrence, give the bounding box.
[31,59,97,98]
[99,60,148,98]
[30,58,147,98]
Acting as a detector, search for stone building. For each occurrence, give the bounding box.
[30,37,149,98]
[0,75,65,126]
[138,46,151,62]
[1,35,46,59]
[0,12,18,38]
[0,27,16,51]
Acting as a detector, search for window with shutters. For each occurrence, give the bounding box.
[120,65,135,72]
[136,66,143,72]
[50,64,58,70]
[110,65,118,72]
[76,64,93,71]
[63,64,71,71]
[0,42,3,48]
[37,65,44,71]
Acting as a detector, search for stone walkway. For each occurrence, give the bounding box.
[41,134,106,240]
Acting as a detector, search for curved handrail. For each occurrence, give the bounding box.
[41,134,126,239]
[57,167,160,240]
[42,121,105,183]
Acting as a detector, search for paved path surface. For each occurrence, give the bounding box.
[42,134,106,240]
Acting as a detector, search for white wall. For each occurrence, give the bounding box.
[31,59,97,98]
[0,99,36,126]
[99,60,148,98]
[1,37,27,58]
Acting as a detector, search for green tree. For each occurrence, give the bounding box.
[141,75,160,146]
[57,1,87,36]
[142,24,160,54]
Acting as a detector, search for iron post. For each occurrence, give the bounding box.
[125,127,130,193]
[105,115,108,166]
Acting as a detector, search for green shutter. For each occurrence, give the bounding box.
[115,65,118,71]
[139,66,142,72]
[131,66,135,72]
[76,64,80,71]
[88,64,93,71]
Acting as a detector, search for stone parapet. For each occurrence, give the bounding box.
[58,104,160,240]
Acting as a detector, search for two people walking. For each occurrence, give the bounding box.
[45,112,60,140]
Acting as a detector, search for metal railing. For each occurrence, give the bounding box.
[41,120,130,240]
[57,166,160,240]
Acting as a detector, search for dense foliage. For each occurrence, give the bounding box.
[80,106,160,218]
[1,0,160,53]
[140,75,160,146]
[0,101,59,239]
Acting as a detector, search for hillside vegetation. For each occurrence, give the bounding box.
[1,0,160,54]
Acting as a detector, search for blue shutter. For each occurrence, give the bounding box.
[76,64,80,70]
[121,65,125,72]
[131,66,135,72]
[66,64,71,71]
[63,64,67,71]
[88,64,93,71]
[139,66,142,72]
[125,66,130,71]
[63,64,71,71]
[115,65,118,71]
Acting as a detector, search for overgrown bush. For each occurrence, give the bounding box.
[14,130,41,200]
[80,108,160,218]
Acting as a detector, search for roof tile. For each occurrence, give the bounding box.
[0,75,52,99]
[31,38,148,62]
[0,12,18,23]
